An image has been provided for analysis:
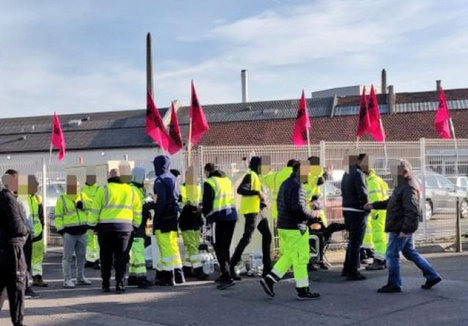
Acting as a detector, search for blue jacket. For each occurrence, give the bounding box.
[153,155,180,232]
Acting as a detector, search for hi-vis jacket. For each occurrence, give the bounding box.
[88,180,142,232]
[28,194,43,240]
[55,193,91,234]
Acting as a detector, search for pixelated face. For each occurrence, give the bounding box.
[2,174,19,193]
[67,175,78,195]
[390,161,407,187]
[17,175,28,195]
[119,163,132,183]
[259,156,271,176]
[299,160,310,184]
[308,156,322,176]
[185,166,197,185]
[358,154,370,173]
[28,175,39,195]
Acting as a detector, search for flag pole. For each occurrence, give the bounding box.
[380,118,388,171]
[356,136,360,151]
[306,130,311,157]
[449,118,459,175]
[48,143,53,164]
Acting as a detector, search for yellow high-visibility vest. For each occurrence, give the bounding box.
[239,170,261,215]
[205,176,236,217]
[181,184,202,205]
[55,193,89,232]
[28,194,42,238]
[367,172,389,204]
[262,167,293,219]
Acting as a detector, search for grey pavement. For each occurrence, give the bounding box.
[2,250,468,326]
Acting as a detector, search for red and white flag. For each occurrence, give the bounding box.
[292,90,311,147]
[51,112,66,162]
[189,81,209,146]
[146,90,170,151]
[167,102,184,155]
[434,87,452,139]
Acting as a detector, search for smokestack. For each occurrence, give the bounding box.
[241,69,249,103]
[436,80,442,92]
[147,33,154,98]
[381,69,387,95]
[388,85,395,114]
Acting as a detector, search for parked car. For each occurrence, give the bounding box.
[448,176,468,193]
[413,170,468,221]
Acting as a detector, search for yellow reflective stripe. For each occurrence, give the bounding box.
[89,209,101,214]
[105,205,133,210]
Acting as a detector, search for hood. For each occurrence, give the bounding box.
[132,167,146,185]
[209,170,226,178]
[249,156,261,174]
[153,155,170,176]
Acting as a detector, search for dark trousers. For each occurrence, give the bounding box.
[0,245,26,326]
[343,211,367,276]
[98,232,132,286]
[23,237,32,290]
[212,220,236,276]
[231,213,272,273]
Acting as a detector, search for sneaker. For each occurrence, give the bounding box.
[76,278,92,286]
[318,262,329,270]
[421,277,442,290]
[63,280,76,289]
[116,283,125,294]
[378,284,402,293]
[216,278,235,290]
[346,273,367,281]
[32,275,48,287]
[25,288,40,299]
[296,287,320,300]
[366,260,387,271]
[259,276,276,298]
[230,265,242,281]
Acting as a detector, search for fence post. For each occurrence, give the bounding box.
[420,138,428,241]
[456,197,462,252]
[41,158,48,253]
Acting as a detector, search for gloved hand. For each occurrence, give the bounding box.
[75,201,84,210]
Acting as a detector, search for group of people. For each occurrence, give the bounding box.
[0,153,445,326]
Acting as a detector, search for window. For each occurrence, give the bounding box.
[426,176,438,188]
[436,177,454,189]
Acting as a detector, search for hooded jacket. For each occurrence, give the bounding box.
[153,155,180,232]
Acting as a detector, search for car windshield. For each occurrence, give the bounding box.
[39,184,65,197]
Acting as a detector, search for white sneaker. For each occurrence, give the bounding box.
[76,278,92,286]
[63,280,76,288]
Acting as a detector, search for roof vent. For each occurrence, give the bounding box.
[82,116,91,122]
[244,106,252,111]
[68,119,82,127]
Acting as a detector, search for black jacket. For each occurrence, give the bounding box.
[373,176,420,234]
[341,166,368,211]
[0,189,28,247]
[277,173,319,230]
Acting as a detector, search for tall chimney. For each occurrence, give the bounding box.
[381,69,387,95]
[388,85,395,114]
[436,80,442,92]
[147,33,154,98]
[241,69,249,103]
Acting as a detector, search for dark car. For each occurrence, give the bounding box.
[413,170,468,221]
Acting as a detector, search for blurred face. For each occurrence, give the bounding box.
[67,175,78,195]
[186,166,197,185]
[260,156,271,176]
[28,175,39,195]
[358,154,370,173]
[3,174,19,194]
[17,175,28,196]
[86,174,97,185]
[119,163,132,183]
[299,161,310,184]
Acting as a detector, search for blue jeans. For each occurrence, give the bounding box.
[386,233,440,288]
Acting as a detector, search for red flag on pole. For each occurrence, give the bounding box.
[434,87,452,139]
[189,81,209,146]
[357,87,371,138]
[167,102,184,155]
[292,90,311,147]
[51,112,66,162]
[367,85,386,142]
[146,90,170,151]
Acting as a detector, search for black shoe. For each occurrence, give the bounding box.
[259,276,276,298]
[346,273,367,281]
[174,268,186,284]
[154,271,175,286]
[137,279,153,289]
[127,276,137,286]
[230,265,241,281]
[85,261,94,268]
[318,262,329,270]
[296,287,320,300]
[25,288,40,299]
[421,277,442,290]
[366,259,387,271]
[116,283,125,294]
[32,275,48,287]
[93,261,101,270]
[102,280,110,293]
[183,266,194,278]
[194,267,209,280]
[341,270,348,277]
[377,284,402,293]
[216,278,235,290]
[214,274,223,283]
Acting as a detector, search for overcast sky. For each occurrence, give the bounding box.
[1,0,467,118]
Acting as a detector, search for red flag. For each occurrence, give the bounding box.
[189,81,209,146]
[167,102,184,155]
[434,87,452,139]
[357,87,371,138]
[146,90,170,150]
[292,90,311,147]
[51,112,66,162]
[367,85,386,142]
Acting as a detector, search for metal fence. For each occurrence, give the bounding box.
[0,138,466,249]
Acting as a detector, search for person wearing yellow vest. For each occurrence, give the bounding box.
[27,175,48,287]
[55,175,92,289]
[88,168,142,293]
[202,163,238,290]
[179,168,208,280]
[365,168,389,271]
[82,170,101,270]
[152,156,184,287]
[230,156,272,280]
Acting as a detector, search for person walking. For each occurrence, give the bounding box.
[260,161,321,300]
[0,173,28,326]
[230,156,272,279]
[88,168,142,293]
[202,163,238,290]
[341,154,370,281]
[366,160,442,293]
